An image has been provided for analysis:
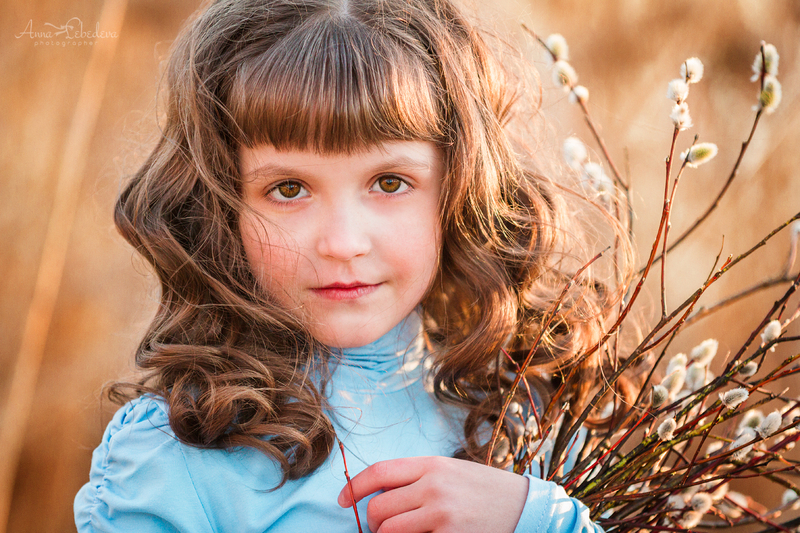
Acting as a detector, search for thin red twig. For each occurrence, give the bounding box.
[725,494,792,533]
[548,427,583,481]
[564,407,651,490]
[339,441,363,533]
[660,128,681,318]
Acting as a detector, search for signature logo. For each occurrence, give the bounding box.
[16,17,118,40]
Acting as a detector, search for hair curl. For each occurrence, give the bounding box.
[112,0,640,483]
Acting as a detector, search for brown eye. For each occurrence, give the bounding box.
[269,181,307,201]
[375,175,407,194]
[278,182,301,197]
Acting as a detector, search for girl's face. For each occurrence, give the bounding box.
[238,141,444,348]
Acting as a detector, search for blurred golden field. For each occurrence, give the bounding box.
[1,0,798,531]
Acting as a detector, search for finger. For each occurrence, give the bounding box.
[366,483,421,532]
[376,506,438,533]
[338,456,432,507]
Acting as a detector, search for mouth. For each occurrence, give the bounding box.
[311,282,381,301]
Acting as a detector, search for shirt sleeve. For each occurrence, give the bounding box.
[513,475,603,533]
[74,396,215,533]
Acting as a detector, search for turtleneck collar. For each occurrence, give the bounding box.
[327,309,427,394]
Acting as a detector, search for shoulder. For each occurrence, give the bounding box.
[75,395,287,532]
[74,395,215,532]
[101,394,172,444]
[89,394,181,475]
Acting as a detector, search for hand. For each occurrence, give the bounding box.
[337,456,529,533]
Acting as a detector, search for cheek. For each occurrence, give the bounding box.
[390,210,441,288]
[239,214,302,297]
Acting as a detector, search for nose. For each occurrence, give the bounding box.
[315,202,371,261]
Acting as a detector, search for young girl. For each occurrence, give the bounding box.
[75,0,626,530]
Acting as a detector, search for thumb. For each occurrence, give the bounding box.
[338,485,353,507]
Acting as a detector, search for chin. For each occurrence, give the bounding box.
[313,328,382,349]
[308,314,398,349]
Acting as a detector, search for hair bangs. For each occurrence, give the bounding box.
[228,14,445,153]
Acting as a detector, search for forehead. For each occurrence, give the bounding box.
[239,141,446,181]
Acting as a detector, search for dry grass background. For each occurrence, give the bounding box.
[1,0,798,531]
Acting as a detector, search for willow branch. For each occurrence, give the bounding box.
[645,64,768,271]
[486,249,607,465]
[685,275,797,326]
[521,23,628,191]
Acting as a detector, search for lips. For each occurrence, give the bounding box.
[311,282,381,301]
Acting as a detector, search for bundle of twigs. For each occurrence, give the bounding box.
[490,30,800,533]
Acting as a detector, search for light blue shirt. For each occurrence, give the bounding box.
[75,311,602,532]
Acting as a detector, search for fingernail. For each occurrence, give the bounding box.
[337,489,346,507]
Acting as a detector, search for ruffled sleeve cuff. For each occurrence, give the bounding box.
[514,475,603,533]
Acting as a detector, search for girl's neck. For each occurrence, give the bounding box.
[326,308,426,393]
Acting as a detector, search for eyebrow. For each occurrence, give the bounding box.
[244,154,438,181]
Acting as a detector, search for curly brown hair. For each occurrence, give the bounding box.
[112,0,636,484]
